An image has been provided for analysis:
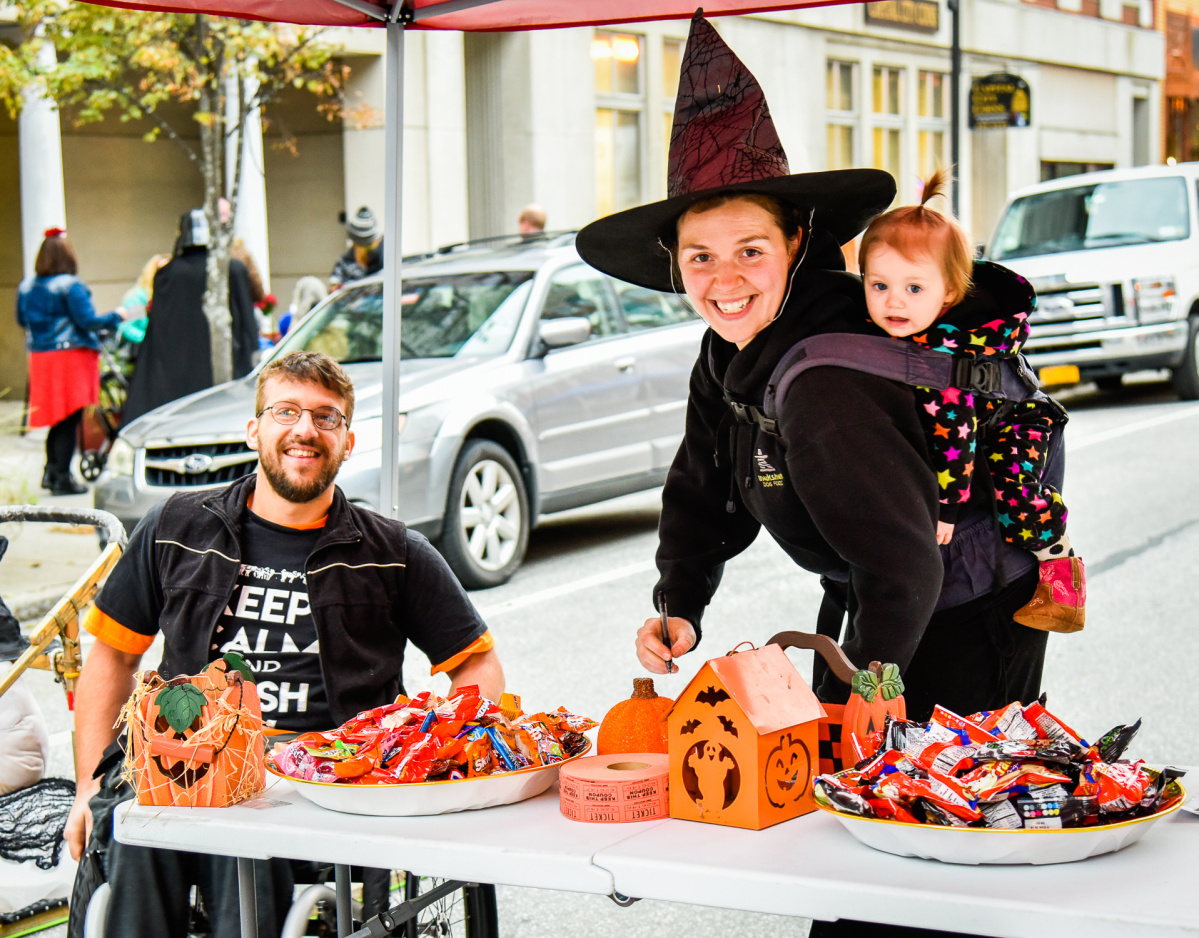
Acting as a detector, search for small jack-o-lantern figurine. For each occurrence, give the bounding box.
[124,654,266,808]
[843,662,906,762]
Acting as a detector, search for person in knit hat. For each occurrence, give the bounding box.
[329,205,384,291]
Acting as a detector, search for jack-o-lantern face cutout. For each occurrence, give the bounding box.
[150,713,210,788]
[679,687,743,816]
[148,682,213,789]
[764,732,811,808]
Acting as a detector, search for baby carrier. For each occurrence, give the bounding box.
[718,332,1067,655]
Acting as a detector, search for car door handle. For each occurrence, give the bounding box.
[614,357,637,372]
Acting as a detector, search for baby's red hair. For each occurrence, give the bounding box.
[859,168,973,304]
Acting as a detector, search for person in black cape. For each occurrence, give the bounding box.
[123,210,258,424]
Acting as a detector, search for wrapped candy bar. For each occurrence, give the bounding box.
[814,697,1185,830]
[268,687,596,786]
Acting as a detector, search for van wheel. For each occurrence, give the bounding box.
[440,440,529,589]
[1172,317,1199,400]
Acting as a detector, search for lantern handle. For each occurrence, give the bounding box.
[765,631,858,685]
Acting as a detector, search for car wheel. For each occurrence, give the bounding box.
[1172,317,1199,400]
[440,439,529,589]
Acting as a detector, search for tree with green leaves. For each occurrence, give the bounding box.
[0,4,353,383]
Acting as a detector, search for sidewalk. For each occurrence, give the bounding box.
[0,401,107,623]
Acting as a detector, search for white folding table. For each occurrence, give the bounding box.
[114,774,1199,938]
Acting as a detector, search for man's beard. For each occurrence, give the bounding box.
[258,433,344,504]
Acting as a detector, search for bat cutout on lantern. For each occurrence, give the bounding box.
[680,718,701,735]
[696,687,731,706]
[717,715,738,737]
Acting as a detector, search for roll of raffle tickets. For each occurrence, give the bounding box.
[559,753,670,822]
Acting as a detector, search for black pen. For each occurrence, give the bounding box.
[658,590,672,674]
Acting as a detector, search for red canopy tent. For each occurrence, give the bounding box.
[78,0,868,517]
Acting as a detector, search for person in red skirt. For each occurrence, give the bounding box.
[17,229,124,496]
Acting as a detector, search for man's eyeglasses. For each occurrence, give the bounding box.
[258,402,349,431]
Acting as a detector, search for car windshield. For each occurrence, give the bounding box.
[990,176,1190,260]
[277,272,535,362]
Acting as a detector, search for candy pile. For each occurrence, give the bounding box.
[814,698,1185,829]
[268,687,596,785]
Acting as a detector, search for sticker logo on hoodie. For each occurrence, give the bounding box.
[754,449,784,488]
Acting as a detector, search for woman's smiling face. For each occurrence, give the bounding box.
[676,198,801,349]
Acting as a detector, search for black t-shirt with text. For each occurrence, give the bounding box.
[214,513,329,731]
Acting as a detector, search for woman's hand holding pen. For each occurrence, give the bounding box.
[636,616,696,674]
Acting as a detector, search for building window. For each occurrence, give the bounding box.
[871,65,904,178]
[1039,160,1114,182]
[594,30,644,217]
[826,60,858,170]
[917,70,947,179]
[662,38,683,178]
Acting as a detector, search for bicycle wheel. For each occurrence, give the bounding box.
[401,875,497,938]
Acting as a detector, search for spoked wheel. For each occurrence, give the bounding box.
[439,440,529,589]
[402,876,497,938]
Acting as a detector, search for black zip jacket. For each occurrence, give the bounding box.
[654,248,1035,684]
[95,475,487,725]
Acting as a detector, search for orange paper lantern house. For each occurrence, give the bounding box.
[667,643,826,830]
[123,658,266,808]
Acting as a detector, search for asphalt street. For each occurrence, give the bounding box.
[8,376,1199,937]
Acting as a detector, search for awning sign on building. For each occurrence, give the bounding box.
[969,73,1032,128]
[864,0,940,32]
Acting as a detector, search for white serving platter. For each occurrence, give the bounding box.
[266,740,591,817]
[816,780,1185,866]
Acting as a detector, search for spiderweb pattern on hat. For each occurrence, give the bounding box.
[669,14,789,199]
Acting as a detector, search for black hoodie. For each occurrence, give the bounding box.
[654,236,1033,698]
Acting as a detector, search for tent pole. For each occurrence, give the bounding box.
[381,18,404,520]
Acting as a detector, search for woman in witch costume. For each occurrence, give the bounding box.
[577,13,1048,728]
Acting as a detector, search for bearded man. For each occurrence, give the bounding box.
[65,351,503,937]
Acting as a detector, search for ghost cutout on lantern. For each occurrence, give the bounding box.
[667,643,826,830]
[123,654,266,808]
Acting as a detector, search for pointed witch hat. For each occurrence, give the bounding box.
[577,10,896,292]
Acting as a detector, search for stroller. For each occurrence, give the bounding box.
[77,330,136,482]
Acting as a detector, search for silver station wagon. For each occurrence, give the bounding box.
[95,234,705,588]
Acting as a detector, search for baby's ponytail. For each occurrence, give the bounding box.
[859,167,974,304]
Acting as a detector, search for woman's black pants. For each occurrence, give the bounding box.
[45,408,83,477]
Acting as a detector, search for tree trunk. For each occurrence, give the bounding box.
[198,16,233,386]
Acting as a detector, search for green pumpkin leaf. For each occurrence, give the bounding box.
[222,651,256,684]
[851,669,879,703]
[155,683,208,734]
[878,663,905,701]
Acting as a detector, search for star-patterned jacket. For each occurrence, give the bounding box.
[906,261,1037,524]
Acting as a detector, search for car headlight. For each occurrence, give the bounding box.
[1133,277,1176,323]
[106,437,136,477]
[348,415,406,453]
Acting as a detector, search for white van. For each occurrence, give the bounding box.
[985,163,1199,398]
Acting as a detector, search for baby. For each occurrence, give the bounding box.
[858,170,1085,632]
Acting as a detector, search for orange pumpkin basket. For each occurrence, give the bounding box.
[765,631,907,777]
[120,659,267,808]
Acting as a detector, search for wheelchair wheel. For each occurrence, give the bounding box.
[82,882,110,938]
[402,876,497,938]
